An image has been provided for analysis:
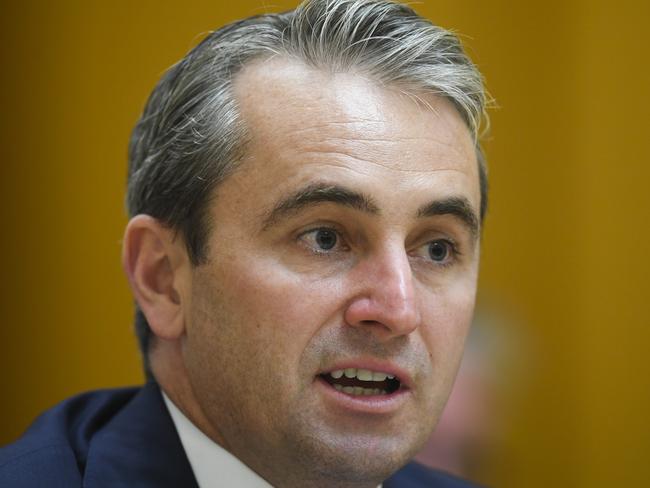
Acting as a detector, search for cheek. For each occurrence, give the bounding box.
[420,279,477,365]
[413,287,476,420]
[215,256,347,362]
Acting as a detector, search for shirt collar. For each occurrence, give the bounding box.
[162,392,273,488]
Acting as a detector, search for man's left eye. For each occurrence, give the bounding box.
[428,240,450,262]
[300,227,341,252]
[424,239,457,264]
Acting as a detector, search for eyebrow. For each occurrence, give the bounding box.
[262,182,379,229]
[262,182,480,238]
[417,197,480,239]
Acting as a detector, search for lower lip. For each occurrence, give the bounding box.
[315,376,410,414]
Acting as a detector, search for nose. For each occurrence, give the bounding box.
[344,245,421,340]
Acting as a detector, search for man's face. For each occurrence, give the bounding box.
[181,58,481,486]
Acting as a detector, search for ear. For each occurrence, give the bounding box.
[122,215,190,342]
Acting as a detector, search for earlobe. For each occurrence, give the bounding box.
[122,215,188,341]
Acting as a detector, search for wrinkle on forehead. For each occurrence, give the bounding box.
[301,133,474,167]
[287,118,384,131]
[299,151,475,176]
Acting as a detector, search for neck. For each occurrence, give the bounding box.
[150,339,231,451]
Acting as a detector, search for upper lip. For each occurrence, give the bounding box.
[318,358,413,389]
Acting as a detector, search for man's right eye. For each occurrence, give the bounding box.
[299,227,341,252]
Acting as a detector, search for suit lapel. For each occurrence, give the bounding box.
[83,382,199,488]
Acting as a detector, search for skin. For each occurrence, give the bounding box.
[123,57,481,488]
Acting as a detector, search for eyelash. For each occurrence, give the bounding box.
[297,226,461,267]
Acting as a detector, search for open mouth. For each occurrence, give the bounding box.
[319,368,402,396]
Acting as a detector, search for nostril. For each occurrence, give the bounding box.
[343,290,420,338]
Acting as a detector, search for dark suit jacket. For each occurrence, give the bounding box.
[1,383,481,487]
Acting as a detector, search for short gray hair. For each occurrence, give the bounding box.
[127,0,489,378]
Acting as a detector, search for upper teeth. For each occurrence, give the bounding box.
[329,368,395,382]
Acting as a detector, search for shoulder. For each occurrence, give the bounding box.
[385,462,484,488]
[0,387,140,487]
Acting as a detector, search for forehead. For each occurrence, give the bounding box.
[231,57,479,212]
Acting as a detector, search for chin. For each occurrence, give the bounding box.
[286,425,428,484]
[318,443,417,484]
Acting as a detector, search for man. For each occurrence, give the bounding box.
[1,0,488,486]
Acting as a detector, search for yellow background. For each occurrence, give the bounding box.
[1,1,649,486]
